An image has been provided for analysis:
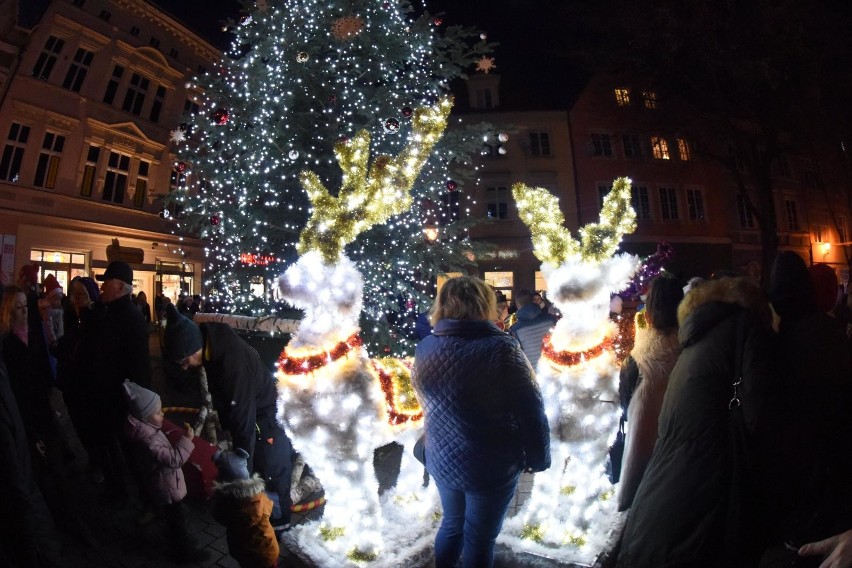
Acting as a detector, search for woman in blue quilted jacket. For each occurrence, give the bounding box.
[413,275,551,568]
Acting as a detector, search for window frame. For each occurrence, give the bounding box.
[659,186,679,221]
[0,122,31,182]
[485,185,509,220]
[33,131,66,189]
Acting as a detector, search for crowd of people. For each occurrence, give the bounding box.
[0,260,286,568]
[3,253,852,568]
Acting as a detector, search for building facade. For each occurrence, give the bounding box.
[0,0,219,302]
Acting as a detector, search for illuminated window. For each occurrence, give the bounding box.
[814,223,829,243]
[643,90,658,109]
[631,185,651,220]
[534,271,548,293]
[80,145,100,197]
[133,160,149,208]
[677,138,692,161]
[0,123,30,182]
[737,194,754,228]
[614,88,630,106]
[34,132,65,189]
[659,187,679,220]
[102,151,130,203]
[785,199,800,231]
[623,134,642,158]
[486,186,509,219]
[592,133,613,157]
[529,132,551,156]
[686,188,705,221]
[32,36,65,81]
[650,136,670,160]
[484,271,513,297]
[62,48,94,92]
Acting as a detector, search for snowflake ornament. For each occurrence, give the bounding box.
[169,128,186,144]
[475,55,496,74]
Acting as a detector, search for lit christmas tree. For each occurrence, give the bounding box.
[500,179,639,564]
[167,0,493,356]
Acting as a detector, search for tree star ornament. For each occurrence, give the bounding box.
[296,97,454,263]
[169,128,186,144]
[476,55,496,74]
[331,15,365,41]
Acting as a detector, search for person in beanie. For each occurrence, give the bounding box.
[212,448,279,568]
[39,274,64,347]
[163,303,296,531]
[122,380,209,563]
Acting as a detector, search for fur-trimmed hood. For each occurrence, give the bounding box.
[630,326,681,386]
[212,473,266,499]
[677,277,771,348]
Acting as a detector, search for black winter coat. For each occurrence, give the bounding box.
[618,277,774,568]
[200,323,279,470]
[93,294,151,428]
[412,319,550,492]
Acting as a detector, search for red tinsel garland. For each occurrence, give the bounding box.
[542,333,613,367]
[277,333,362,375]
[370,360,423,426]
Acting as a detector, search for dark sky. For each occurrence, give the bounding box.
[149,0,585,109]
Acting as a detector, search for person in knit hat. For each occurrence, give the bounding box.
[162,302,296,531]
[212,448,279,568]
[122,380,209,563]
[39,274,64,346]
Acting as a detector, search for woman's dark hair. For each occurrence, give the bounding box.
[645,276,684,331]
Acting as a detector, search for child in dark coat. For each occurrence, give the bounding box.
[212,448,279,568]
[122,380,209,563]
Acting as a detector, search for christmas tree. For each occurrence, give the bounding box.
[166,0,493,356]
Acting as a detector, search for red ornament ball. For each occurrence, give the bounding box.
[328,94,337,105]
[433,17,443,26]
[401,106,413,118]
[383,345,391,353]
[382,1,390,8]
[384,117,400,133]
[176,161,186,173]
[446,180,458,191]
[210,215,221,226]
[212,108,230,125]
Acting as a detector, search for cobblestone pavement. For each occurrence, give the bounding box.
[48,331,318,568]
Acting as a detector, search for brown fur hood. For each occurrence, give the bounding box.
[630,326,682,385]
[677,277,771,346]
[212,473,266,500]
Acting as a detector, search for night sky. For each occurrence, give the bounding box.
[147,0,585,110]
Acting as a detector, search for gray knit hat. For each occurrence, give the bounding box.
[123,380,160,421]
[163,303,203,362]
[213,448,251,482]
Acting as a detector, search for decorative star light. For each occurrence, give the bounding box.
[476,55,496,74]
[169,128,186,144]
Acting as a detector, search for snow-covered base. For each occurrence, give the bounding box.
[278,355,440,565]
[500,351,622,565]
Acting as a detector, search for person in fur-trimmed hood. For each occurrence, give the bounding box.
[616,275,684,511]
[617,275,775,568]
[212,448,279,568]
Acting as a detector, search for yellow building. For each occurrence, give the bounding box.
[0,0,219,301]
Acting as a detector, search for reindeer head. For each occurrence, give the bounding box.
[279,97,454,351]
[513,178,639,350]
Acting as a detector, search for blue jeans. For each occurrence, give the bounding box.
[434,475,519,568]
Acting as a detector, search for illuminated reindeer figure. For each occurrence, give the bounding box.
[275,98,452,563]
[500,179,640,563]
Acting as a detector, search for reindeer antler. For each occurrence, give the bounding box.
[512,177,636,265]
[297,97,454,263]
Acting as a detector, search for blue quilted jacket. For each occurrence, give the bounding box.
[413,319,551,491]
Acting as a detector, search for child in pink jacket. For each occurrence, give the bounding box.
[123,380,209,563]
